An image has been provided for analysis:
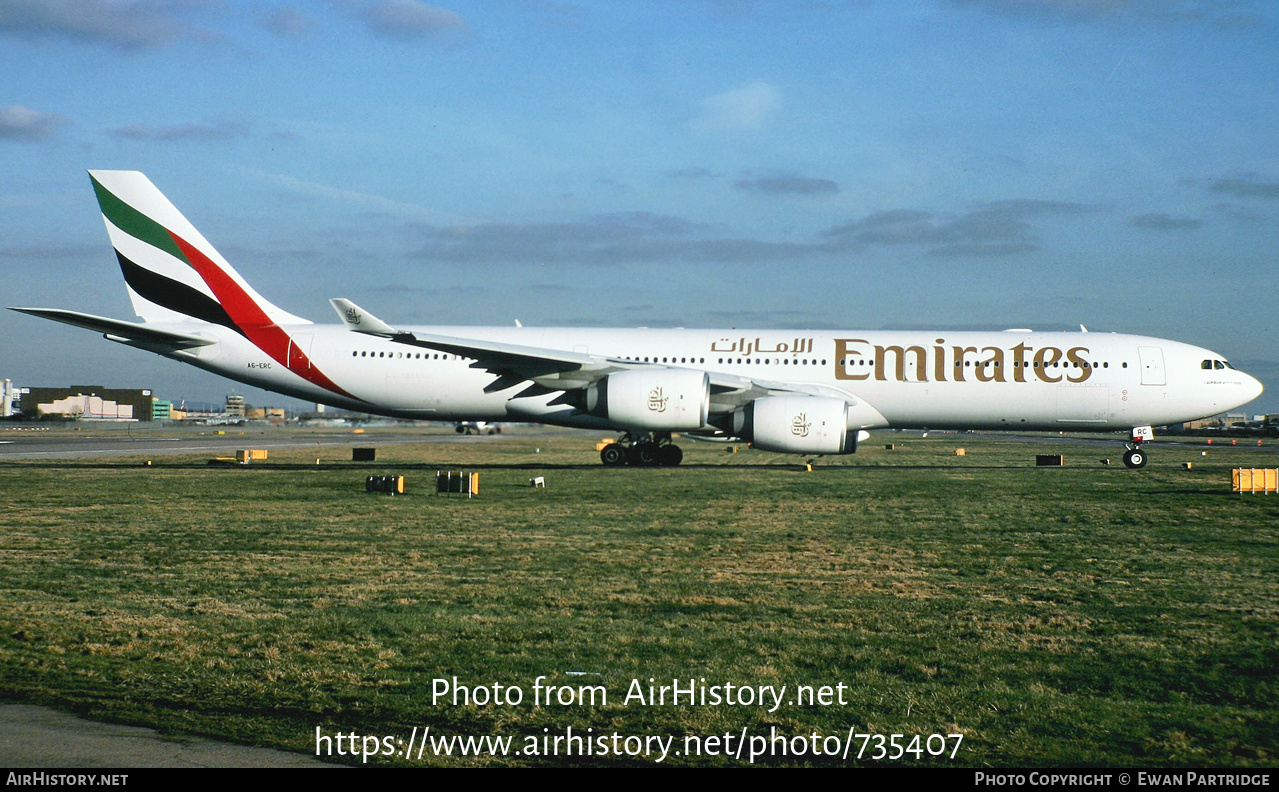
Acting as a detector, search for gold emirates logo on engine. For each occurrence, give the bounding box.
[833,339,1095,384]
[647,386,669,412]
[791,413,811,437]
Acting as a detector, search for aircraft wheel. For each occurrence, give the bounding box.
[1123,448,1147,469]
[628,443,660,466]
[657,444,683,467]
[600,444,627,467]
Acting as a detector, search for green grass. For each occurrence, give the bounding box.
[0,429,1275,766]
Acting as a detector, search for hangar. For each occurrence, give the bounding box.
[19,386,156,422]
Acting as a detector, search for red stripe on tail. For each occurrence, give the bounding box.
[168,232,363,402]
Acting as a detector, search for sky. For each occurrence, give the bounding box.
[1,0,1276,415]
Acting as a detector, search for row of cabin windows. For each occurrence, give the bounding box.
[350,350,834,367]
[717,358,826,366]
[838,359,1122,369]
[345,349,1178,373]
[625,356,829,366]
[352,350,462,360]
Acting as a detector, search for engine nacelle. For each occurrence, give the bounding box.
[585,368,710,430]
[734,395,859,455]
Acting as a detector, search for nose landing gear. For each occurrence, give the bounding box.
[1123,425,1154,469]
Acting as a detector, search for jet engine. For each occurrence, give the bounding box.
[734,395,860,455]
[585,368,710,430]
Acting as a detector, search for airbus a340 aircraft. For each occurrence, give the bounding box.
[12,171,1264,468]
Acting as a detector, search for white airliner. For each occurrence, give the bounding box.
[11,171,1264,468]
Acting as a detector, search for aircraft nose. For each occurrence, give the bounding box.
[1243,372,1264,404]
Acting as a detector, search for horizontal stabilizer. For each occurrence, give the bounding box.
[9,307,215,349]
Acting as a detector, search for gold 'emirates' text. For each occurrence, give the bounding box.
[833,338,1094,384]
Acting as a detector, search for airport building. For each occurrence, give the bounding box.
[245,407,287,421]
[19,386,156,422]
[2,379,17,418]
[152,400,172,421]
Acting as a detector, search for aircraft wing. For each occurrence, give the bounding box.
[9,308,215,350]
[329,298,860,410]
[331,297,625,395]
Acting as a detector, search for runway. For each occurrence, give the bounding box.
[955,429,1279,456]
[0,704,334,768]
[1,425,1273,462]
[0,424,506,461]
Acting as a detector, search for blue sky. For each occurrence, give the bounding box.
[1,0,1276,414]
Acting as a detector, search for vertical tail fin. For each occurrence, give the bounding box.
[87,170,363,401]
[88,170,310,328]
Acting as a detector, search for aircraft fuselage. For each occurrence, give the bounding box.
[162,323,1259,433]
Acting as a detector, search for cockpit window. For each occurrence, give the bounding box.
[1202,360,1213,370]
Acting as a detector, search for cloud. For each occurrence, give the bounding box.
[111,119,248,141]
[881,321,1080,332]
[0,105,66,141]
[667,167,721,180]
[0,244,99,262]
[404,212,819,266]
[355,193,1101,268]
[975,199,1092,218]
[0,0,218,50]
[928,242,1040,258]
[1205,202,1270,226]
[823,200,1090,257]
[704,309,843,330]
[693,82,779,132]
[261,5,311,37]
[736,174,840,196]
[707,308,816,322]
[254,170,470,225]
[1130,213,1202,230]
[395,195,1097,266]
[355,0,468,39]
[826,210,964,246]
[953,0,1151,22]
[949,0,1262,27]
[594,177,629,195]
[1207,176,1279,200]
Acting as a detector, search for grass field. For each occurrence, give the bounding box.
[0,428,1275,766]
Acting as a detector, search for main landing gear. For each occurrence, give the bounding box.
[1122,425,1154,469]
[600,431,684,467]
